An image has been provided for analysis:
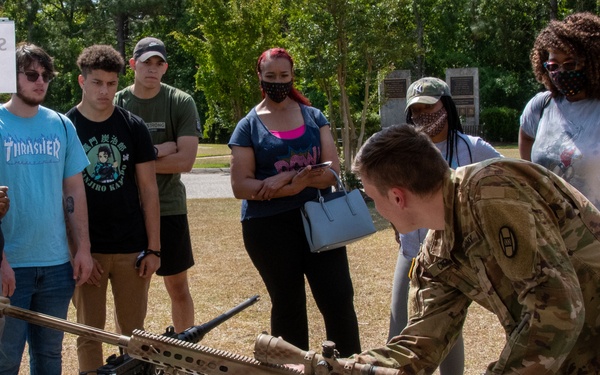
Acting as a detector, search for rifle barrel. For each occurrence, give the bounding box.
[178,294,260,342]
[0,302,129,348]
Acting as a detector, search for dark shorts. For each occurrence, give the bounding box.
[156,214,195,276]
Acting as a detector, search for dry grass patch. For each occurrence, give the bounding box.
[19,198,503,375]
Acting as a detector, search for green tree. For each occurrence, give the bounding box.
[173,0,285,142]
[287,0,414,170]
[1,0,201,115]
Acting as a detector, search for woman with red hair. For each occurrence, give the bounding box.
[228,48,361,356]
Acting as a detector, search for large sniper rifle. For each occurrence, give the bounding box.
[0,296,399,375]
[93,295,262,374]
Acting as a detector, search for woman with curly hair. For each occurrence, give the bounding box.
[519,12,600,208]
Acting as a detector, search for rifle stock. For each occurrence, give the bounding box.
[0,299,400,375]
[254,334,400,375]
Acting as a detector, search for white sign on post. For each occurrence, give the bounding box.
[0,19,17,94]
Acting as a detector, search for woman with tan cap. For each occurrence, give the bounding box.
[388,77,502,375]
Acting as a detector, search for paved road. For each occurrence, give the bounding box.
[181,169,234,199]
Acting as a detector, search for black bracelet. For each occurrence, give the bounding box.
[135,249,161,269]
[153,146,159,158]
[145,249,161,257]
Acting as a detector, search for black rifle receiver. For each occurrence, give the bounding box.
[90,295,261,375]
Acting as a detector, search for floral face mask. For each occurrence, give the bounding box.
[412,106,448,138]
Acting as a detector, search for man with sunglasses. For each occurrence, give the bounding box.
[0,42,93,375]
[520,12,600,209]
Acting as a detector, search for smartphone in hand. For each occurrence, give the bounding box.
[299,161,332,173]
[310,161,332,170]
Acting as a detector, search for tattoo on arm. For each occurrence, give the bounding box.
[65,196,74,214]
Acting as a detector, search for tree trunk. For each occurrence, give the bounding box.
[549,0,558,20]
[356,58,372,153]
[338,65,352,171]
[115,12,129,74]
[413,0,424,77]
[319,78,339,146]
[115,12,128,74]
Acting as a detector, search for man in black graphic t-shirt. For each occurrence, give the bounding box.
[66,44,160,373]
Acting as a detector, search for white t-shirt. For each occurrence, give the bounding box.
[521,91,600,208]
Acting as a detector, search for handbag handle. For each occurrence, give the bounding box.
[317,168,346,194]
[316,169,361,219]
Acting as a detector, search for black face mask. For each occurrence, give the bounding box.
[261,80,293,103]
[549,69,587,97]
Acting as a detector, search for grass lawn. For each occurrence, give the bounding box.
[18,142,518,374]
[40,201,503,375]
[194,143,521,169]
[494,144,520,158]
[195,144,231,169]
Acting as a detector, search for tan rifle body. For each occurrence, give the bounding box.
[0,299,399,375]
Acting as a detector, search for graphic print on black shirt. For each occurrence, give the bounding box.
[84,140,125,190]
[92,144,119,183]
[66,106,155,253]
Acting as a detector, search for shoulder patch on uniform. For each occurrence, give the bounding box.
[499,226,517,258]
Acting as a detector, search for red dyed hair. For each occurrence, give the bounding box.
[256,48,311,106]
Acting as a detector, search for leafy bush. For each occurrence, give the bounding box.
[480,107,520,143]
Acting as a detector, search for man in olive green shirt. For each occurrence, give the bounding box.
[115,37,201,333]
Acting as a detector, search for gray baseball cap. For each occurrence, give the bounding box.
[405,77,451,112]
[133,37,167,62]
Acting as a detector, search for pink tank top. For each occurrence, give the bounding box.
[270,124,306,139]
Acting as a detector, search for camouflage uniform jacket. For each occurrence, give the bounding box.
[358,158,600,374]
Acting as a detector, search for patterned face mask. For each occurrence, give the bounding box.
[261,80,293,103]
[549,69,587,97]
[412,106,448,138]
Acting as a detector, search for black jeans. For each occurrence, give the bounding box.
[242,208,361,356]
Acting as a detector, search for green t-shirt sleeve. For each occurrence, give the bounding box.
[173,92,202,138]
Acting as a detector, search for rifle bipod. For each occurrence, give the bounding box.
[0,297,399,375]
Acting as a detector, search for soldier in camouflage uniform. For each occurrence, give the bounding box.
[351,124,600,374]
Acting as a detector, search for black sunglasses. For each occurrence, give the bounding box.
[19,71,53,83]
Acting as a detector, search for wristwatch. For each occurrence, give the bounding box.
[135,249,161,269]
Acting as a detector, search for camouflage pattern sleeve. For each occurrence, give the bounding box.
[472,174,586,373]
[354,261,469,374]
[356,160,600,374]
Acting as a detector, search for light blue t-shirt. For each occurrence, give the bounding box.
[521,91,600,209]
[0,105,89,267]
[399,132,502,258]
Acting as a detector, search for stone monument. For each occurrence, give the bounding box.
[379,70,411,128]
[446,68,479,135]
